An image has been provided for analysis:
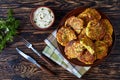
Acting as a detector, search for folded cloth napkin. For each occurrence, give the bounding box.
[42,30,91,78]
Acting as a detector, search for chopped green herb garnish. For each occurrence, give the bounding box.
[0,9,20,52]
[41,8,44,10]
[34,20,36,23]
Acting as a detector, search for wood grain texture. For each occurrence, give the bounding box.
[0,0,120,80]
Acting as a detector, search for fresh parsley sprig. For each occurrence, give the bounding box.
[0,9,20,51]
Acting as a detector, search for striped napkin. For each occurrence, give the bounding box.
[42,30,91,78]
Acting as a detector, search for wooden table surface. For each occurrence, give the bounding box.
[0,0,120,80]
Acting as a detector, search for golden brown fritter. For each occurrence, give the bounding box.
[95,41,108,59]
[78,8,101,24]
[86,20,106,40]
[65,40,85,59]
[56,27,77,46]
[78,28,86,39]
[103,33,112,47]
[65,16,84,34]
[80,36,95,54]
[77,50,96,64]
[101,19,113,35]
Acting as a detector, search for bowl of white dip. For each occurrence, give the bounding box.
[30,6,55,30]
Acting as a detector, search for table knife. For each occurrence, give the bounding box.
[16,48,55,76]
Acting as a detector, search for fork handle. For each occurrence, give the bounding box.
[31,47,55,66]
[31,47,41,56]
[39,64,56,76]
[40,54,55,66]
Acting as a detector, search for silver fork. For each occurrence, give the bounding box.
[22,38,41,56]
[22,38,54,66]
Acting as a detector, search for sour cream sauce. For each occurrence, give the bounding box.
[33,7,54,28]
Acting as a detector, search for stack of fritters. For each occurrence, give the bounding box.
[56,8,113,64]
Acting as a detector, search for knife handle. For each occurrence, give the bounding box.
[40,54,56,66]
[40,64,55,76]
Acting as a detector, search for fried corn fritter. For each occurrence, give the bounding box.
[78,8,101,24]
[95,41,108,59]
[101,19,113,35]
[65,40,85,59]
[77,50,96,64]
[56,27,77,46]
[86,20,106,40]
[78,28,86,39]
[64,42,77,59]
[65,16,84,34]
[103,33,112,47]
[80,36,95,54]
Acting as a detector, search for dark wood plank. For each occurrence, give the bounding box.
[0,0,120,80]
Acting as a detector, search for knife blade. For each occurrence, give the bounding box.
[16,48,55,75]
[16,48,40,67]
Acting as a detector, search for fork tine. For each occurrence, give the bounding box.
[22,38,30,46]
[22,38,27,45]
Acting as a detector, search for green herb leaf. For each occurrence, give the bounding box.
[0,9,20,52]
